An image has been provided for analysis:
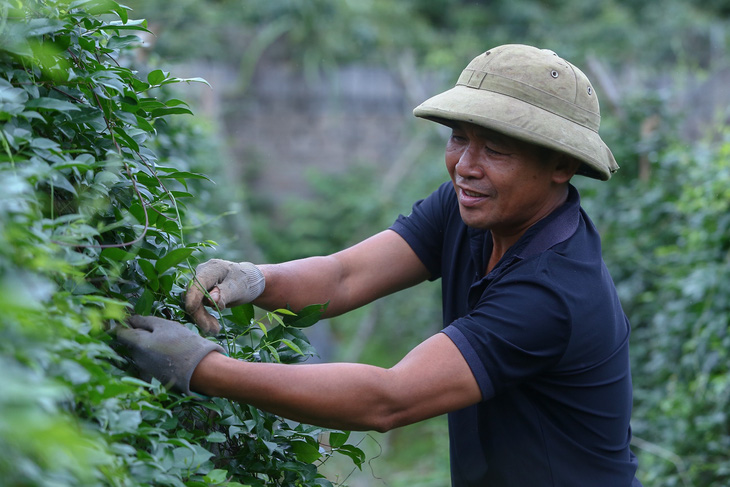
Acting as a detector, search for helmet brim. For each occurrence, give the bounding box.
[414,84,618,181]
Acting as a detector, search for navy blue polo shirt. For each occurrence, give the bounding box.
[390,182,641,487]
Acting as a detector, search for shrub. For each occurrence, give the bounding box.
[583,135,730,487]
[0,1,363,485]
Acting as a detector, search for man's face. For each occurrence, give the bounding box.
[444,121,571,236]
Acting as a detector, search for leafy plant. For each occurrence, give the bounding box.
[0,1,363,485]
[581,132,730,487]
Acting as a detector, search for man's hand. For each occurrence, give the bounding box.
[115,315,225,395]
[184,259,265,335]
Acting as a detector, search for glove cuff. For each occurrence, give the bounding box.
[238,262,266,302]
[179,341,225,396]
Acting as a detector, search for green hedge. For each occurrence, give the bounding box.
[580,133,730,487]
[0,1,362,485]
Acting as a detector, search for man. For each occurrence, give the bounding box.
[118,44,642,486]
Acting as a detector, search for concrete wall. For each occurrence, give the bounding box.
[221,63,418,202]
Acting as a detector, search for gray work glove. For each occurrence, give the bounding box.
[185,259,265,335]
[115,315,225,395]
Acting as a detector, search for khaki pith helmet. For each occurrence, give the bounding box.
[413,44,618,180]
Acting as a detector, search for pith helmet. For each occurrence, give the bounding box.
[413,44,618,180]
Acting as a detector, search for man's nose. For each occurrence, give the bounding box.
[455,145,483,178]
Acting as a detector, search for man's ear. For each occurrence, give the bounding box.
[551,154,581,184]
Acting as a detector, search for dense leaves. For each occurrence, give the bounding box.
[583,133,730,487]
[123,0,729,80]
[0,1,362,486]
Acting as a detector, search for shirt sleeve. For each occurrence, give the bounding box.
[389,182,455,280]
[442,271,572,401]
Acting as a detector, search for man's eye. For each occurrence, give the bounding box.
[450,132,466,142]
[485,145,505,156]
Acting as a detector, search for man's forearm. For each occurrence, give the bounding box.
[251,230,431,318]
[254,256,350,317]
[190,351,399,432]
[190,333,481,433]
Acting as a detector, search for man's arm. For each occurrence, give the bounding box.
[251,229,431,318]
[187,229,429,331]
[190,332,482,432]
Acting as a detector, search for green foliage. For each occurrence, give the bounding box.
[251,165,394,263]
[581,133,730,486]
[65,0,730,484]
[124,0,730,78]
[0,1,362,485]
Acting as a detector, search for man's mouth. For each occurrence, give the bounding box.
[458,187,490,207]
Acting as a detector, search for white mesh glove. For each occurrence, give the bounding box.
[185,259,265,335]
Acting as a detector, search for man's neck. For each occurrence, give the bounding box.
[486,186,570,273]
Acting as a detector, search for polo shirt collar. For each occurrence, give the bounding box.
[469,184,581,281]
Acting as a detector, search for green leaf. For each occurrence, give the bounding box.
[170,444,214,469]
[282,303,328,328]
[91,71,126,94]
[52,153,95,171]
[174,77,212,88]
[157,170,213,182]
[162,218,183,235]
[256,320,268,336]
[98,19,150,32]
[0,81,29,105]
[108,409,142,434]
[128,201,156,226]
[107,35,139,50]
[159,274,173,294]
[147,69,167,86]
[26,97,81,113]
[205,432,227,443]
[0,32,33,58]
[49,172,77,195]
[230,304,255,327]
[164,98,189,107]
[31,137,60,151]
[204,469,229,483]
[134,115,155,132]
[25,18,66,37]
[137,97,165,111]
[327,431,350,448]
[19,111,46,122]
[113,127,140,151]
[155,247,194,273]
[150,106,194,118]
[128,77,150,92]
[290,440,322,464]
[115,5,129,24]
[76,0,120,16]
[334,444,366,468]
[274,308,297,316]
[137,259,159,291]
[134,288,154,315]
[279,338,303,355]
[100,247,137,262]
